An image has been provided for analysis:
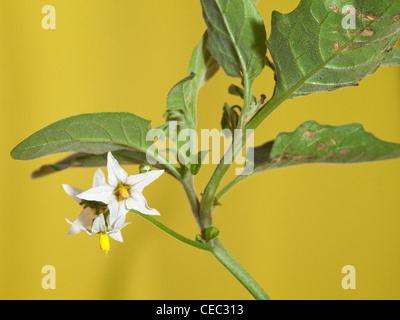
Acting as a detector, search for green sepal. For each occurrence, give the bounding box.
[195,234,207,245]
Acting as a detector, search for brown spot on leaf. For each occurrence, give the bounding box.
[329,138,337,145]
[333,41,340,52]
[273,153,316,163]
[332,8,381,22]
[358,11,380,22]
[329,5,350,16]
[391,14,400,22]
[343,41,369,51]
[358,28,375,37]
[301,126,316,140]
[329,4,338,12]
[317,142,329,152]
[340,149,352,155]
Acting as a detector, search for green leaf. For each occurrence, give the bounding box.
[31,150,160,179]
[190,150,210,175]
[228,84,256,104]
[160,33,219,173]
[248,121,400,174]
[200,0,267,81]
[188,32,220,101]
[221,102,240,134]
[382,48,400,66]
[11,112,153,160]
[163,73,196,132]
[162,32,219,135]
[268,0,400,99]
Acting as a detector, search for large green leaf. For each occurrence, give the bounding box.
[200,0,267,81]
[382,48,400,66]
[248,121,400,175]
[11,112,153,160]
[268,0,400,98]
[217,120,400,201]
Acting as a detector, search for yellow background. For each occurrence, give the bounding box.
[1,0,399,300]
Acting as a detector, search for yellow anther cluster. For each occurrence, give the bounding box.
[119,188,130,201]
[114,183,131,202]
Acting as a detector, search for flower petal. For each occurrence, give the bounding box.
[126,170,164,193]
[92,168,106,187]
[62,184,83,204]
[107,200,129,226]
[66,208,97,235]
[125,191,160,216]
[108,230,124,242]
[107,200,119,225]
[119,200,130,217]
[77,184,115,203]
[107,152,128,186]
[111,214,131,231]
[91,214,107,234]
[66,217,91,235]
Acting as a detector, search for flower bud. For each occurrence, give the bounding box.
[204,226,220,242]
[139,163,153,173]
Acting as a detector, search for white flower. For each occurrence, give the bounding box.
[89,213,130,239]
[73,213,131,252]
[63,168,108,236]
[77,152,164,225]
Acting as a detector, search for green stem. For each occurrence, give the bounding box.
[210,238,270,300]
[237,77,254,130]
[196,78,274,299]
[213,95,283,203]
[200,161,232,229]
[181,170,205,231]
[134,207,270,299]
[132,210,211,251]
[200,79,254,229]
[247,94,281,131]
[169,73,281,299]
